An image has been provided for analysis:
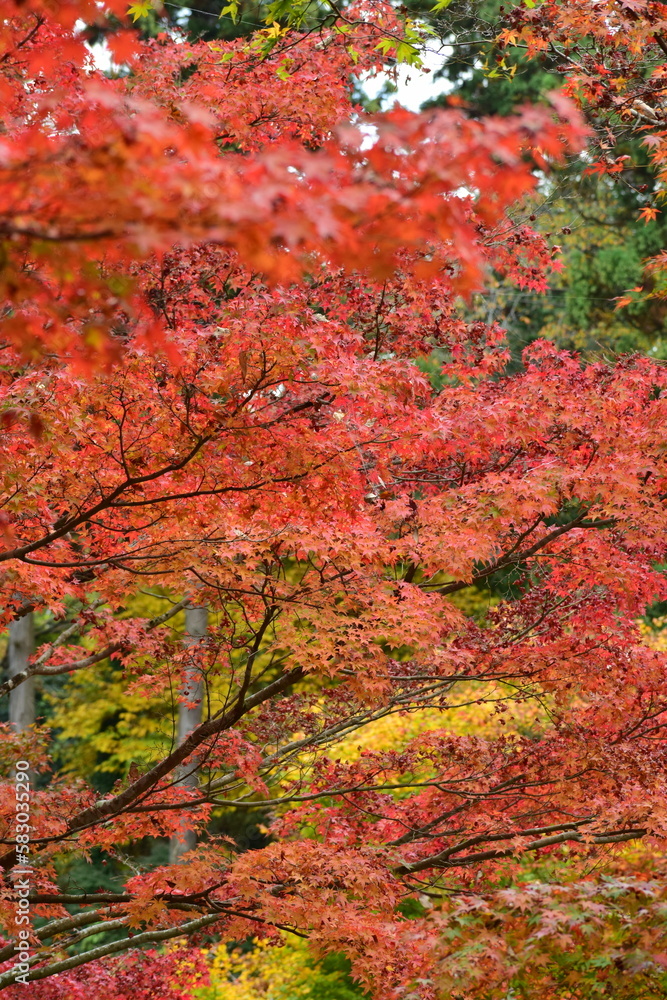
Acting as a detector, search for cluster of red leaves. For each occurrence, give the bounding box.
[0,4,585,362]
[0,942,209,1000]
[499,0,667,291]
[433,854,667,998]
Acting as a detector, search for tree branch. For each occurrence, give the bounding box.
[396,825,647,876]
[0,664,304,869]
[0,596,191,698]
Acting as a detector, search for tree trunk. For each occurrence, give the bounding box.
[169,603,206,863]
[8,612,34,732]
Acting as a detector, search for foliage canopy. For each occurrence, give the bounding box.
[1,1,667,998]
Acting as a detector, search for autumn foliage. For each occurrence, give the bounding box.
[1,1,667,998]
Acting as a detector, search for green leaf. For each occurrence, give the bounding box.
[374,37,394,55]
[220,1,240,22]
[395,41,420,65]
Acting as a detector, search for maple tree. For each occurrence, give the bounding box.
[417,0,667,360]
[495,0,667,302]
[1,1,667,998]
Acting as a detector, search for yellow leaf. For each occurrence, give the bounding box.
[127,0,154,20]
[265,20,287,38]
